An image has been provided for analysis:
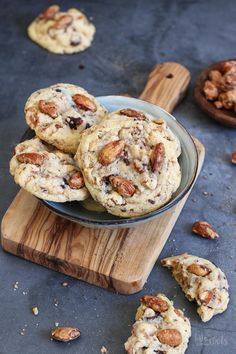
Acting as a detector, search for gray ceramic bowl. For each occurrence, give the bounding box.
[23,96,198,229]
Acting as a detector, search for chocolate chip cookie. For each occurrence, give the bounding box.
[125,293,191,354]
[28,5,95,54]
[75,108,181,217]
[161,253,229,322]
[25,83,107,154]
[10,137,89,202]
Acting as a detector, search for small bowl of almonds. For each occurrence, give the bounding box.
[194,59,236,127]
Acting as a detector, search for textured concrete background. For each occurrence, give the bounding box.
[0,0,235,353]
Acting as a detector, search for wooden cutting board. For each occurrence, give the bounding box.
[1,62,204,294]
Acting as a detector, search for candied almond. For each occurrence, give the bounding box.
[192,221,219,239]
[39,100,58,118]
[203,80,218,101]
[109,176,136,197]
[53,15,73,29]
[17,153,46,165]
[73,94,97,112]
[231,152,236,164]
[156,329,182,347]
[98,140,125,166]
[214,101,223,109]
[26,107,38,126]
[208,70,222,86]
[68,172,85,189]
[141,295,169,312]
[187,263,211,277]
[133,159,145,173]
[40,5,60,20]
[51,327,81,342]
[198,289,214,305]
[222,60,236,74]
[150,143,165,173]
[119,108,146,119]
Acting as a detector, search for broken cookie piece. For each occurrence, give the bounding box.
[161,253,229,322]
[125,293,191,354]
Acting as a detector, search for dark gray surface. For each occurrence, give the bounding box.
[0,0,235,353]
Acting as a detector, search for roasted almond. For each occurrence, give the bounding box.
[98,140,125,166]
[39,100,58,118]
[187,263,211,277]
[231,152,236,164]
[150,142,165,172]
[192,221,219,239]
[26,107,38,126]
[16,153,46,165]
[141,295,169,312]
[198,289,214,305]
[156,329,182,347]
[40,5,60,20]
[133,159,145,173]
[109,176,136,197]
[120,108,146,119]
[68,171,85,189]
[51,327,81,342]
[72,94,97,112]
[53,15,73,29]
[174,308,184,318]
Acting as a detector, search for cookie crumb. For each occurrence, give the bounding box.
[13,281,19,290]
[101,346,108,353]
[62,282,68,287]
[32,307,39,316]
[55,322,59,327]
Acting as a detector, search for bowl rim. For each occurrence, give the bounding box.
[39,95,199,226]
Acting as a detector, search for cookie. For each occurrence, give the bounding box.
[25,83,107,154]
[75,108,181,217]
[124,293,191,354]
[10,137,89,202]
[28,5,95,54]
[161,253,229,322]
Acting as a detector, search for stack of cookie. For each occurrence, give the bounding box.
[10,83,182,218]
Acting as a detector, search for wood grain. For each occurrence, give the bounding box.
[1,62,205,294]
[140,62,190,112]
[194,59,236,127]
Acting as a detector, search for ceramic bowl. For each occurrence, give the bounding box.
[22,96,198,229]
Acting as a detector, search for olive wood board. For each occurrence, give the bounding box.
[1,62,205,294]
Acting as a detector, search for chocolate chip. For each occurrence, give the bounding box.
[66,117,83,129]
[55,89,61,92]
[146,314,161,320]
[166,73,173,79]
[85,123,91,129]
[102,176,111,186]
[79,64,85,70]
[148,199,155,204]
[70,38,81,46]
[121,150,130,165]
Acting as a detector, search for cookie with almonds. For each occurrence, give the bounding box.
[10,137,89,202]
[25,83,107,154]
[161,253,229,322]
[124,293,191,354]
[28,5,95,54]
[75,109,181,217]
